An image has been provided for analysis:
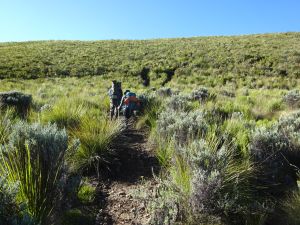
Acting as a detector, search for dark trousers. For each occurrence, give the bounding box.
[110,99,120,119]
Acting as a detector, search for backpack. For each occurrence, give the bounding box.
[124,92,140,110]
[110,82,122,100]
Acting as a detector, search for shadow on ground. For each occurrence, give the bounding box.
[106,128,160,183]
[95,127,160,225]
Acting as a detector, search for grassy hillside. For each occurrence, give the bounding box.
[1,33,300,225]
[0,33,300,86]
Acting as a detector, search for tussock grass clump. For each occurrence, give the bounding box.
[222,115,253,156]
[71,116,124,177]
[136,94,162,130]
[0,122,70,224]
[282,190,300,225]
[0,109,14,144]
[41,98,86,129]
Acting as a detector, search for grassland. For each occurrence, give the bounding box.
[0,32,300,225]
[0,33,300,86]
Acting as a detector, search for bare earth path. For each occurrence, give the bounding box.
[96,127,160,225]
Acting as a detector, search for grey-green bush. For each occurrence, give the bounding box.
[187,140,256,224]
[0,91,32,117]
[157,110,207,145]
[283,90,300,108]
[276,111,300,166]
[166,94,191,112]
[190,87,211,103]
[0,122,71,225]
[0,175,34,225]
[250,126,298,197]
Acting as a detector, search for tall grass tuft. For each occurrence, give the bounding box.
[71,116,124,177]
[41,98,86,129]
[0,108,14,144]
[0,122,69,225]
[282,189,300,225]
[136,94,162,130]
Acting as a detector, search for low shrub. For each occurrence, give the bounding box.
[0,175,34,225]
[276,111,300,166]
[283,90,300,108]
[151,137,258,225]
[250,126,298,197]
[190,87,213,103]
[0,122,70,224]
[148,183,181,225]
[186,139,256,224]
[165,94,191,112]
[0,91,32,117]
[157,110,207,145]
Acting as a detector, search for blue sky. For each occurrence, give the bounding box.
[0,0,299,42]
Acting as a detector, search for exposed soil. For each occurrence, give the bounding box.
[95,127,160,225]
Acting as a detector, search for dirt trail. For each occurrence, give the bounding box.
[96,127,160,225]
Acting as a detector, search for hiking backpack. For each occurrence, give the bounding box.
[110,82,122,100]
[124,92,140,110]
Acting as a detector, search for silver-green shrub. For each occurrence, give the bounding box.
[190,87,211,102]
[276,112,300,166]
[165,94,191,112]
[250,123,299,197]
[0,175,34,225]
[157,110,207,144]
[0,91,32,117]
[187,140,260,224]
[1,122,71,224]
[283,90,300,108]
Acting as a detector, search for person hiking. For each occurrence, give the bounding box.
[108,80,123,120]
[118,89,141,120]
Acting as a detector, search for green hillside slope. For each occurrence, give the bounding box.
[0,32,299,83]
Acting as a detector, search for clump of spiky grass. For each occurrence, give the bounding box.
[282,188,300,225]
[136,94,162,130]
[0,122,70,225]
[70,116,124,177]
[0,108,15,144]
[41,98,87,129]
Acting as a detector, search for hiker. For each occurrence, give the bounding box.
[118,90,141,120]
[108,80,123,120]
